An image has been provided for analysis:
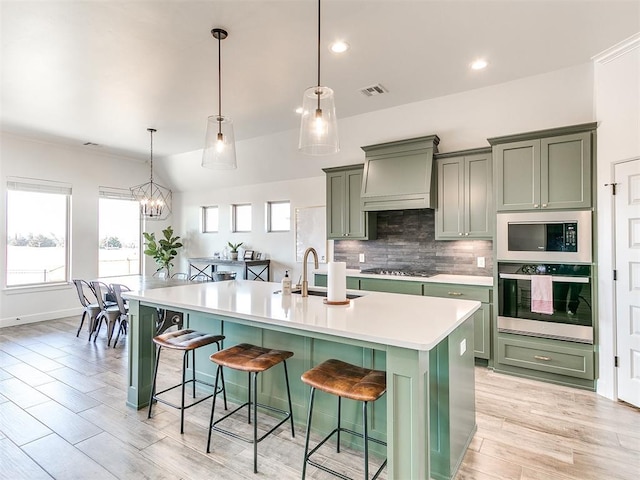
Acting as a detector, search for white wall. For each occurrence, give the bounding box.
[173,176,325,285]
[593,33,640,399]
[0,133,165,327]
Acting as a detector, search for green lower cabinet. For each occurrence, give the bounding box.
[359,277,423,295]
[430,316,476,480]
[472,304,491,360]
[314,274,359,290]
[495,333,595,389]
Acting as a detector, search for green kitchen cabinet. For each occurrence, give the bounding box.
[423,283,492,360]
[314,274,360,290]
[323,164,376,240]
[496,333,595,387]
[435,148,492,239]
[489,123,595,211]
[359,277,423,295]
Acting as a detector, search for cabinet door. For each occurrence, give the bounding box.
[326,171,345,239]
[345,169,366,238]
[464,153,492,238]
[541,132,592,209]
[495,139,540,211]
[473,303,491,359]
[435,157,464,239]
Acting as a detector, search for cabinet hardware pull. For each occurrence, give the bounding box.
[447,292,463,296]
[533,203,539,208]
[534,355,551,361]
[459,232,463,236]
[464,232,469,236]
[542,203,547,208]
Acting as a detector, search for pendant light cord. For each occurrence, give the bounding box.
[316,0,321,111]
[149,128,154,185]
[218,32,222,136]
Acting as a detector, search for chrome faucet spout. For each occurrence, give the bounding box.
[301,247,319,297]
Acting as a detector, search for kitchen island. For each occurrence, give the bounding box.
[124,280,480,480]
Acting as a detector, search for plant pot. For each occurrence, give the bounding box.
[230,252,238,260]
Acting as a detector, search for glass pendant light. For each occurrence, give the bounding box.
[299,0,339,155]
[130,128,172,220]
[202,28,237,169]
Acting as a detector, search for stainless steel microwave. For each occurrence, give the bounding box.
[496,210,592,263]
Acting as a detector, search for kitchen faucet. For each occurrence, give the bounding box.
[301,247,319,297]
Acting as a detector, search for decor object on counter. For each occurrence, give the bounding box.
[202,28,237,169]
[143,226,183,277]
[298,0,338,155]
[326,261,348,305]
[227,241,243,260]
[130,128,172,220]
[243,250,254,260]
[281,270,292,295]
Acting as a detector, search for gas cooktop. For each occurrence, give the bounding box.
[359,268,436,278]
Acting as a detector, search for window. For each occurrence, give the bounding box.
[6,179,71,287]
[98,188,141,277]
[232,204,252,232]
[202,206,219,233]
[267,201,291,232]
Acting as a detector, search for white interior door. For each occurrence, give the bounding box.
[615,158,640,407]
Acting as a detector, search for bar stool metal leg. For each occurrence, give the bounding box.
[148,346,162,419]
[363,401,369,480]
[283,360,295,437]
[301,387,316,480]
[253,371,258,474]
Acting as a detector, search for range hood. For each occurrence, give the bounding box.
[360,135,440,211]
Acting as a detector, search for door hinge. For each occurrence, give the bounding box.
[613,270,617,281]
[615,356,619,368]
[605,182,618,195]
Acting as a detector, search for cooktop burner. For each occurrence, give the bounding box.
[360,268,436,278]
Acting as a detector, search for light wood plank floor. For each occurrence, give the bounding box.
[1,316,639,479]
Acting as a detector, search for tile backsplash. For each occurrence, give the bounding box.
[333,209,493,276]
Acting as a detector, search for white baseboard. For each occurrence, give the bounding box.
[0,307,83,328]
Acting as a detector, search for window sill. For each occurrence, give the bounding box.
[3,282,72,295]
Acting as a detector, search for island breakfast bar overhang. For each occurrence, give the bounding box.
[123,280,480,479]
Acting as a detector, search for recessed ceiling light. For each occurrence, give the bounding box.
[471,59,488,70]
[329,41,349,53]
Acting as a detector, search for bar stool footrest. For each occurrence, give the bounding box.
[212,400,292,444]
[152,379,222,412]
[305,426,387,480]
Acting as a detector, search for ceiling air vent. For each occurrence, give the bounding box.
[359,83,388,97]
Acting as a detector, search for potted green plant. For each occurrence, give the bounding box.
[143,226,183,277]
[228,241,243,260]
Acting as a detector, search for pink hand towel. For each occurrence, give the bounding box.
[531,275,554,315]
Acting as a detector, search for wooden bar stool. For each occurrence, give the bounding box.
[148,329,226,434]
[301,359,387,480]
[206,343,295,474]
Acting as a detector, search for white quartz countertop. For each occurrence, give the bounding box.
[337,269,494,287]
[124,280,480,351]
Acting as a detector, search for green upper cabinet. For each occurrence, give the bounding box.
[324,164,376,240]
[435,148,492,239]
[489,123,595,211]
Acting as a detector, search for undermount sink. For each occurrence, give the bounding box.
[294,289,362,299]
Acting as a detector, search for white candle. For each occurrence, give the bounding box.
[327,261,347,303]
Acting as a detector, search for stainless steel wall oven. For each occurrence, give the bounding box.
[497,263,593,344]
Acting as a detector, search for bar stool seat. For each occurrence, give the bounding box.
[148,329,226,434]
[207,343,295,474]
[301,359,387,480]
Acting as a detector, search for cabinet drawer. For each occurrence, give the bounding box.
[314,275,360,290]
[423,283,491,303]
[360,278,422,295]
[497,334,594,380]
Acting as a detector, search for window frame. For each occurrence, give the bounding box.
[266,200,291,232]
[202,205,220,233]
[5,178,72,288]
[98,187,142,277]
[231,203,252,233]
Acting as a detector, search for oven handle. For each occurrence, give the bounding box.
[499,273,589,284]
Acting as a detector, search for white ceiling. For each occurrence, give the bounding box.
[2,1,639,186]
